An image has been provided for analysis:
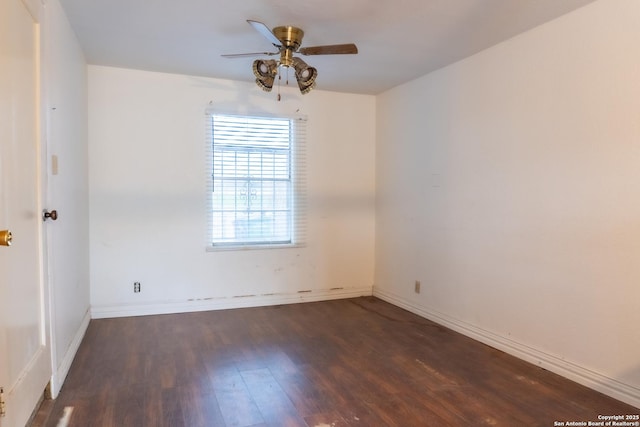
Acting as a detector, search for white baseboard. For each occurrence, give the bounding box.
[50,308,91,398]
[373,287,640,409]
[91,286,373,319]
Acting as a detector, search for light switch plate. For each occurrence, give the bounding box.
[51,154,59,175]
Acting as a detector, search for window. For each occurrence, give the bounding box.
[207,112,306,248]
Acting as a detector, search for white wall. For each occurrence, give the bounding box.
[88,66,376,317]
[42,0,90,396]
[375,0,640,408]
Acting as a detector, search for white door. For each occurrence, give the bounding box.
[0,0,52,425]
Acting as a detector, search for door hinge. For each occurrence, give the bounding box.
[0,386,5,417]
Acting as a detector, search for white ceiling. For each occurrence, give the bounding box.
[58,0,596,95]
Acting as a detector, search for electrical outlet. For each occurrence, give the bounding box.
[414,280,421,294]
[134,282,141,293]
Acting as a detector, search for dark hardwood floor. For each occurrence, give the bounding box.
[33,297,638,426]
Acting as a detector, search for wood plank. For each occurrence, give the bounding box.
[208,365,265,426]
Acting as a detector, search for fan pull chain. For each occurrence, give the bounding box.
[277,70,282,101]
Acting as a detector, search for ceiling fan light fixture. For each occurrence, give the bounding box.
[255,77,274,92]
[298,80,316,95]
[252,59,278,91]
[292,57,318,95]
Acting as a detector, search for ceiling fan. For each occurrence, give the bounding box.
[222,20,358,95]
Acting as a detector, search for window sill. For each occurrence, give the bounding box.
[206,243,302,252]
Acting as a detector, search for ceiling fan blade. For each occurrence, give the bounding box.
[247,20,282,48]
[298,43,358,56]
[221,52,278,58]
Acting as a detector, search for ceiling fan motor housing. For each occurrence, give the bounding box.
[273,26,304,67]
[272,26,304,50]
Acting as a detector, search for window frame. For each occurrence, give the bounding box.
[205,110,307,251]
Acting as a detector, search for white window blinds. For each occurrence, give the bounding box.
[207,113,306,248]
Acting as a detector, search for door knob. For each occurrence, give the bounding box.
[43,209,58,221]
[0,230,12,246]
